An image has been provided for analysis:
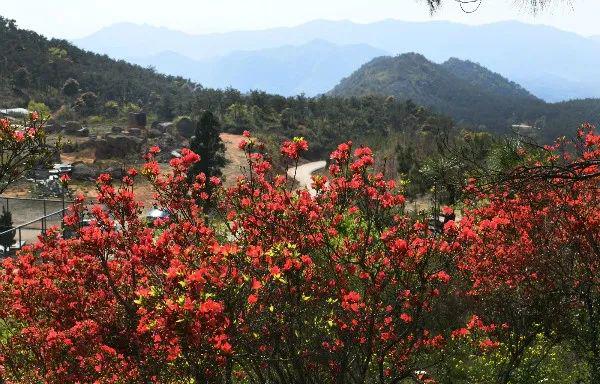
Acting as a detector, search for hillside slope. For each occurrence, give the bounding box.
[441,57,538,101]
[0,16,194,113]
[329,53,600,140]
[329,53,544,133]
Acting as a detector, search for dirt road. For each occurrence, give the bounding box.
[287,161,327,196]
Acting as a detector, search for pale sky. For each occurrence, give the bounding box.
[0,0,596,39]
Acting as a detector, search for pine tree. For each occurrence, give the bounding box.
[0,208,15,252]
[62,78,80,98]
[188,111,227,183]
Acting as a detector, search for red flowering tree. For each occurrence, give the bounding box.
[0,134,468,383]
[455,126,600,382]
[0,113,54,193]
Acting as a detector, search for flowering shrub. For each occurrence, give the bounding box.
[0,134,468,383]
[455,127,600,382]
[0,113,54,193]
[3,127,600,383]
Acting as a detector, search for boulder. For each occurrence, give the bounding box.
[64,121,82,135]
[61,141,77,153]
[128,112,147,128]
[71,162,99,181]
[176,117,194,139]
[44,119,61,134]
[79,138,96,150]
[94,134,144,160]
[45,124,62,134]
[148,133,180,161]
[103,166,124,179]
[111,126,123,134]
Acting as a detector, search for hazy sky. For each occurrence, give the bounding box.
[0,0,597,39]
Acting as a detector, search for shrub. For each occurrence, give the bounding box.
[27,100,51,119]
[103,100,119,118]
[61,78,79,97]
[74,92,98,116]
[0,136,470,383]
[2,129,600,383]
[87,115,104,125]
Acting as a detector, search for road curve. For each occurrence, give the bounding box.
[287,160,327,196]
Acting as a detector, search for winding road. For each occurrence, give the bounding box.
[287,160,327,196]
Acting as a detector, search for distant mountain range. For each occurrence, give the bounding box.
[132,40,387,96]
[329,53,600,140]
[75,19,600,102]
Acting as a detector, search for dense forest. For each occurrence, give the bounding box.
[330,53,600,142]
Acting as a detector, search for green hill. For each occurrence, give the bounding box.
[0,16,194,117]
[441,57,538,101]
[329,53,546,133]
[329,53,600,141]
[0,16,457,166]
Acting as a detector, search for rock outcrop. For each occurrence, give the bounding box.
[95,133,144,160]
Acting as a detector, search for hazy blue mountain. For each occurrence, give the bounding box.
[133,51,202,80]
[75,19,600,101]
[74,23,200,61]
[131,40,388,96]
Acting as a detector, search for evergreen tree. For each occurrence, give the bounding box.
[157,93,176,121]
[62,78,80,98]
[0,208,15,252]
[188,111,227,183]
[74,91,98,116]
[13,67,31,89]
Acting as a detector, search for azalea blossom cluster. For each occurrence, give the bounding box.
[1,128,600,383]
[280,136,309,160]
[0,113,53,193]
[454,126,600,382]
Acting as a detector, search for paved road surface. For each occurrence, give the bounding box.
[287,161,327,196]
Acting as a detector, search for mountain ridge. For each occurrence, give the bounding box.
[74,19,600,102]
[329,53,544,132]
[131,40,388,96]
[329,52,600,140]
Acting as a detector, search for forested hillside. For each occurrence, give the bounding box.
[0,16,195,116]
[441,57,537,100]
[330,53,600,141]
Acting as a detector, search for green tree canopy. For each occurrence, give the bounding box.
[188,111,227,182]
[13,67,31,89]
[0,207,15,252]
[61,78,80,97]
